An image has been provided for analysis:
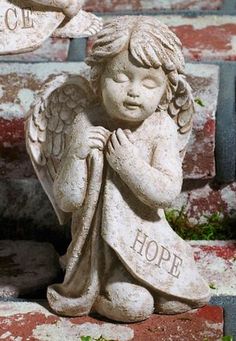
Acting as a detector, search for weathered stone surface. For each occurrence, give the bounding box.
[0,62,218,180]
[25,18,210,322]
[0,302,223,340]
[0,0,64,54]
[0,240,60,298]
[191,240,236,297]
[0,38,70,62]
[52,9,103,38]
[84,0,223,12]
[89,16,236,61]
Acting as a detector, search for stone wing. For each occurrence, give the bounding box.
[168,74,195,159]
[26,73,95,224]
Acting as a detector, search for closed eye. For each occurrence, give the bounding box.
[113,73,129,83]
[142,78,158,89]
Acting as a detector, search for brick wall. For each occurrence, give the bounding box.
[0,0,236,246]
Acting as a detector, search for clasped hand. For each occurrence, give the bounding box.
[78,126,137,171]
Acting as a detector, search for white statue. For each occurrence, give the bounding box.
[26,16,210,323]
[29,0,85,17]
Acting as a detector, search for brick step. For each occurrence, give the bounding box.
[0,240,235,298]
[0,240,233,339]
[0,301,224,340]
[0,62,218,180]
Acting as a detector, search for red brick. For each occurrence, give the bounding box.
[0,302,223,341]
[0,38,70,62]
[84,0,223,12]
[88,16,236,61]
[174,181,236,218]
[184,64,218,179]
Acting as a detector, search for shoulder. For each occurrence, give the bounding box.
[153,111,178,139]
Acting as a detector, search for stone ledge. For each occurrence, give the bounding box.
[0,301,223,341]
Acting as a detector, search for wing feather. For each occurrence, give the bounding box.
[26,73,95,224]
[167,74,194,159]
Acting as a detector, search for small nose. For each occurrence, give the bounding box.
[127,83,140,98]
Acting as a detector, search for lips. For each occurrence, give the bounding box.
[123,101,141,110]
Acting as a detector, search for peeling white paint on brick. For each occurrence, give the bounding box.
[0,62,89,119]
[17,89,35,113]
[33,321,134,341]
[221,185,236,212]
[0,103,23,120]
[0,302,52,317]
[0,62,89,80]
[190,241,236,296]
[0,331,12,339]
[0,86,4,99]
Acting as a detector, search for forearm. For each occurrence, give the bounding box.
[117,155,182,209]
[54,154,87,212]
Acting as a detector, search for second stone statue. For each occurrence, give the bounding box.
[26,16,210,322]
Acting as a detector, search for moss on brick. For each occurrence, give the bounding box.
[165,208,236,240]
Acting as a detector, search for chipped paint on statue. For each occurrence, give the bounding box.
[26,16,210,322]
[0,0,102,55]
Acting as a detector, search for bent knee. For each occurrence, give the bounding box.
[95,283,154,322]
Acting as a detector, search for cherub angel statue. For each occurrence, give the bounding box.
[26,16,210,323]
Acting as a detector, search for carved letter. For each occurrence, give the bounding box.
[131,229,148,256]
[5,8,18,31]
[168,254,183,279]
[145,240,158,262]
[155,245,171,268]
[22,8,34,29]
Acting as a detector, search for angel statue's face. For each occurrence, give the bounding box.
[101,50,167,123]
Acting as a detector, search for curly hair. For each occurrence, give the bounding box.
[86,16,194,137]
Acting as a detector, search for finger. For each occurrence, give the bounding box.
[111,131,120,149]
[107,140,115,154]
[116,128,129,145]
[89,133,108,146]
[91,126,111,138]
[88,138,104,150]
[105,151,112,166]
[124,129,135,143]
